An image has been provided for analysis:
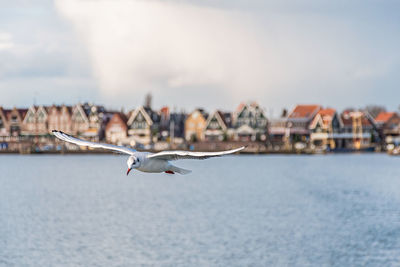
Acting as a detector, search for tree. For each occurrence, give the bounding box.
[365,105,386,118]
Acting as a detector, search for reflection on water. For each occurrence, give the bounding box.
[1,154,400,266]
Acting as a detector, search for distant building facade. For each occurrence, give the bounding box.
[127,106,159,145]
[105,112,128,144]
[340,110,378,150]
[309,108,343,150]
[204,110,232,141]
[374,111,400,147]
[233,102,268,141]
[185,109,207,142]
[286,105,321,144]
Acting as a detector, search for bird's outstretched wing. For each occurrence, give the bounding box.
[147,146,245,161]
[52,130,136,155]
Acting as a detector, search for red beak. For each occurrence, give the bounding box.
[127,168,132,175]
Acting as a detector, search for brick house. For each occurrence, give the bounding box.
[105,112,128,144]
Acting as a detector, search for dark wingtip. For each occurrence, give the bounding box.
[52,130,57,133]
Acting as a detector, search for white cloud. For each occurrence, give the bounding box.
[53,0,400,111]
[55,0,270,103]
[0,32,14,51]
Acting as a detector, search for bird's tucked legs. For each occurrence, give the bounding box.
[165,170,175,174]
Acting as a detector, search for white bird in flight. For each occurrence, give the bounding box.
[52,130,245,175]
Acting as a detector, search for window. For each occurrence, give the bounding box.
[26,113,35,123]
[11,115,18,123]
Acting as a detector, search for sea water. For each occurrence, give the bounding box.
[0,154,399,266]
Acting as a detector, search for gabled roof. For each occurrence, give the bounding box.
[309,108,338,129]
[106,112,128,131]
[187,109,207,121]
[375,112,397,123]
[0,107,9,125]
[127,106,153,126]
[288,105,321,119]
[205,110,229,131]
[72,104,89,123]
[17,108,28,119]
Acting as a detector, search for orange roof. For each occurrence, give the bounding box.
[289,105,321,119]
[375,112,396,123]
[318,108,336,117]
[160,106,169,114]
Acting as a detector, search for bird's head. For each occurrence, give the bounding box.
[126,156,140,175]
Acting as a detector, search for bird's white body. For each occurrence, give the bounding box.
[52,130,245,175]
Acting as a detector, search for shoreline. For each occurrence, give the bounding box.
[0,150,389,155]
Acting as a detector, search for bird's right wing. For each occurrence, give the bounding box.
[147,146,245,161]
[52,130,136,155]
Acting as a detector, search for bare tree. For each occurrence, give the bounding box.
[365,105,386,118]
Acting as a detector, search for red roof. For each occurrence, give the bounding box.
[318,108,336,117]
[313,108,337,127]
[289,105,321,119]
[160,106,169,117]
[375,112,397,123]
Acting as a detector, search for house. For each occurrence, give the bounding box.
[105,112,128,144]
[268,113,288,149]
[286,105,321,144]
[184,109,207,142]
[47,105,73,134]
[127,106,160,145]
[82,103,109,140]
[309,108,344,150]
[158,106,186,143]
[70,103,109,140]
[22,106,48,136]
[71,103,90,135]
[0,107,10,137]
[159,106,171,141]
[5,108,28,137]
[374,111,400,147]
[233,102,268,141]
[340,110,378,150]
[204,110,232,141]
[169,112,186,143]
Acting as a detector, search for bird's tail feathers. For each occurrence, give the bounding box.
[170,165,192,175]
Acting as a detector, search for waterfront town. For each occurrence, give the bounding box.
[1,94,400,154]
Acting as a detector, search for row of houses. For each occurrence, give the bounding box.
[1,102,399,151]
[270,105,400,151]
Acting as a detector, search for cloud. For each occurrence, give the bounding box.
[55,0,271,104]
[0,32,14,51]
[51,0,400,111]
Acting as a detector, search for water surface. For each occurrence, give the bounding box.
[1,154,399,266]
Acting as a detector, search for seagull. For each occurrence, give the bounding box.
[52,130,245,175]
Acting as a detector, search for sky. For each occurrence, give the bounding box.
[0,0,399,116]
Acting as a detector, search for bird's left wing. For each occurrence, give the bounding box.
[147,146,245,161]
[52,130,136,155]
